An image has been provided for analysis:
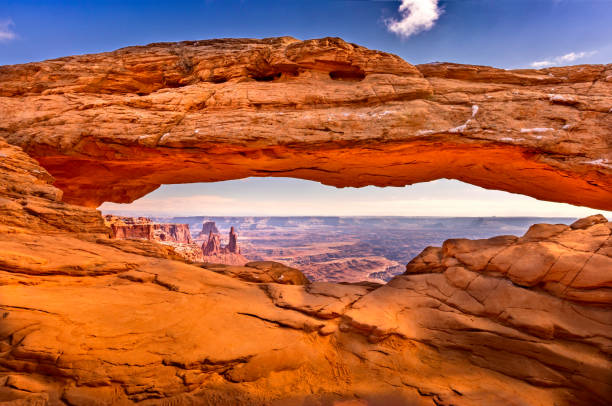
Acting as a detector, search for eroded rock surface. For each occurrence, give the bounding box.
[201,261,310,285]
[106,215,194,244]
[0,141,610,405]
[197,221,220,239]
[201,227,248,265]
[1,37,610,209]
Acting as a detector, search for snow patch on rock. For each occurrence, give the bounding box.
[584,159,612,168]
[548,94,577,104]
[520,128,554,134]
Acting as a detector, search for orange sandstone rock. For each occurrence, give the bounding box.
[0,37,610,210]
[1,40,612,406]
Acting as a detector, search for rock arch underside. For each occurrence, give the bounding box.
[0,37,611,406]
[1,37,611,209]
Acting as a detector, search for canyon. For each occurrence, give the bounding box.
[0,37,611,406]
[106,215,193,244]
[148,216,582,283]
[105,215,248,265]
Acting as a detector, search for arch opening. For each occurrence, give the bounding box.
[100,177,611,284]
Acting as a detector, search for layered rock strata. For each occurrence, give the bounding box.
[0,37,610,210]
[0,138,108,236]
[104,215,202,261]
[201,227,248,265]
[106,215,193,244]
[201,261,310,285]
[198,221,220,239]
[0,140,610,405]
[1,38,612,406]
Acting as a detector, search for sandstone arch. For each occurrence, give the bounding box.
[1,37,611,209]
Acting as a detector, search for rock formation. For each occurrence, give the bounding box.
[201,261,311,285]
[201,227,248,265]
[227,226,240,254]
[1,140,610,404]
[201,230,222,256]
[1,38,611,405]
[0,138,109,235]
[0,37,610,210]
[106,215,193,244]
[198,220,220,239]
[104,215,202,261]
[405,214,612,304]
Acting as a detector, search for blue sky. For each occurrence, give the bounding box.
[2,1,611,217]
[1,0,611,68]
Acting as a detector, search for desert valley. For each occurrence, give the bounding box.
[104,214,579,283]
[0,7,611,405]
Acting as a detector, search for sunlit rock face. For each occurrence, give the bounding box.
[1,39,612,405]
[0,138,610,405]
[201,226,248,265]
[0,138,108,235]
[198,221,220,239]
[106,215,194,244]
[0,37,610,209]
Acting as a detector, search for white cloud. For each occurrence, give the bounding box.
[531,50,597,68]
[385,0,442,38]
[0,19,16,42]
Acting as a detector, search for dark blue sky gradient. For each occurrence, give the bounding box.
[1,0,611,68]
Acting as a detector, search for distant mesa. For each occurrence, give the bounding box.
[104,216,250,266]
[105,215,201,261]
[198,220,220,239]
[105,215,193,244]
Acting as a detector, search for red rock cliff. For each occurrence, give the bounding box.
[201,227,247,265]
[198,220,220,238]
[105,215,193,244]
[202,231,222,256]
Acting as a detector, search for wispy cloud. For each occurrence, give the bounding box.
[531,50,597,68]
[0,19,16,42]
[99,180,612,218]
[100,194,235,216]
[385,0,442,38]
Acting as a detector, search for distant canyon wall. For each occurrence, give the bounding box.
[110,223,193,244]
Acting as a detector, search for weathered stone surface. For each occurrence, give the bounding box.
[3,207,610,405]
[106,215,193,244]
[406,215,612,304]
[201,226,248,265]
[201,261,310,285]
[1,141,609,405]
[1,40,612,405]
[0,138,108,235]
[0,37,610,209]
[198,220,219,239]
